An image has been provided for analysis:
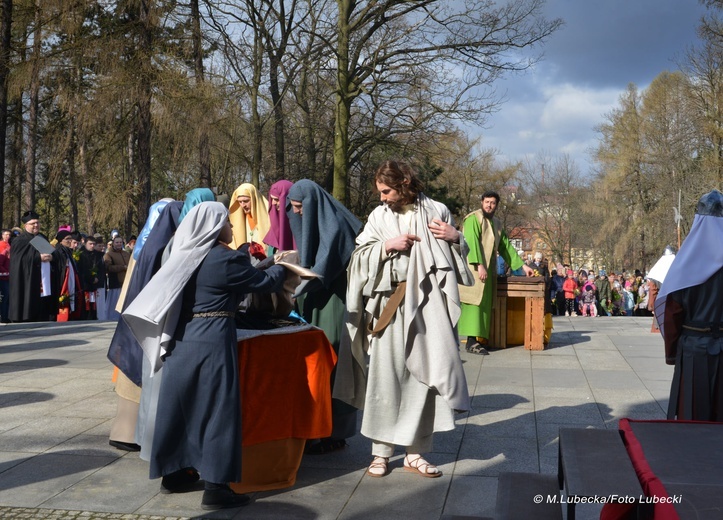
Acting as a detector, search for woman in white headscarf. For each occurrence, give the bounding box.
[654,189,723,422]
[124,201,286,510]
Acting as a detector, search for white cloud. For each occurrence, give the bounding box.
[539,84,619,131]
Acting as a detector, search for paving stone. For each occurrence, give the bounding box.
[0,316,675,519]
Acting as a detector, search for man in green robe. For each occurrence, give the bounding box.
[458,191,532,354]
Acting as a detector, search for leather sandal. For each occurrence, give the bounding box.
[366,456,390,478]
[403,454,442,478]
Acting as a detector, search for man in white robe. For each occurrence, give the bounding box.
[334,160,473,478]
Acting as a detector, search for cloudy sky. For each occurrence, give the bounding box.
[476,0,708,175]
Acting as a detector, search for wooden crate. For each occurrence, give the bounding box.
[490,276,546,350]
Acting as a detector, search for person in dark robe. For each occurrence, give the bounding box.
[8,210,60,322]
[108,189,216,456]
[655,189,723,422]
[54,230,83,321]
[106,198,176,452]
[287,179,363,454]
[123,201,286,510]
[77,235,100,320]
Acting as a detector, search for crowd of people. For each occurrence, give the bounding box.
[0,163,496,510]
[2,173,720,511]
[546,265,654,318]
[0,216,141,324]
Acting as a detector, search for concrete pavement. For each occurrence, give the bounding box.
[0,316,671,519]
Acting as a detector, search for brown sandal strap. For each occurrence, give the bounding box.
[405,455,438,474]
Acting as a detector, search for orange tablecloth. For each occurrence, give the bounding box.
[231,328,336,493]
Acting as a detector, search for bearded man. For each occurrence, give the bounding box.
[334,160,474,479]
[458,191,532,355]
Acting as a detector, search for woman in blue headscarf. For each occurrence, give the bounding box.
[287,179,362,453]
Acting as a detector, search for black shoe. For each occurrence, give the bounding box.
[465,341,489,355]
[201,485,251,510]
[304,438,348,455]
[109,440,141,452]
[160,468,200,494]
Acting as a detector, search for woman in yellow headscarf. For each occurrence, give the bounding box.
[229,183,270,249]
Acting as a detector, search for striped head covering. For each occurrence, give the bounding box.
[229,183,270,249]
[263,180,295,251]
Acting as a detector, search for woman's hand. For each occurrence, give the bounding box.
[385,234,421,254]
[428,218,460,243]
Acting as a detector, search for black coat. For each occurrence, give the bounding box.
[8,232,60,322]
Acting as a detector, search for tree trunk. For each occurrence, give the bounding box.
[67,124,79,229]
[11,99,23,224]
[80,139,93,233]
[0,0,12,225]
[191,0,211,188]
[250,33,263,187]
[269,54,285,180]
[332,0,351,203]
[127,126,136,234]
[136,0,153,229]
[24,0,41,211]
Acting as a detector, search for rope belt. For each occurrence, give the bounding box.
[368,281,406,336]
[682,322,723,338]
[190,311,235,319]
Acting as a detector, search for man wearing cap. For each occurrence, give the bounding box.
[8,210,60,322]
[654,189,723,421]
[458,191,533,355]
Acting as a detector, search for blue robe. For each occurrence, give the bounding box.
[150,243,285,482]
[106,202,182,385]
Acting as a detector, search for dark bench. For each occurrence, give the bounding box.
[558,427,645,520]
[440,516,493,520]
[495,471,563,520]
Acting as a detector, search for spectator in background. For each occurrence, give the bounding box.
[550,268,565,316]
[528,251,553,342]
[54,230,83,321]
[0,230,10,323]
[9,210,60,322]
[124,235,137,255]
[596,270,611,316]
[0,229,11,255]
[78,235,100,320]
[635,281,652,316]
[562,270,578,316]
[0,229,12,323]
[579,276,597,317]
[104,235,130,321]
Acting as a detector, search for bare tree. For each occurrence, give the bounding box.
[330,0,562,203]
[518,153,586,265]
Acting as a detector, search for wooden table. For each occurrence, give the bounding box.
[490,276,546,350]
[230,327,336,493]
